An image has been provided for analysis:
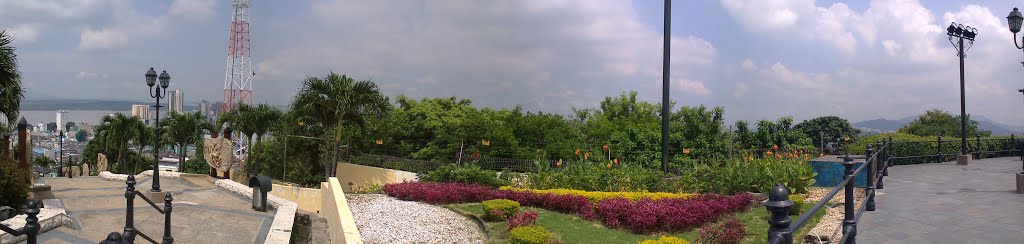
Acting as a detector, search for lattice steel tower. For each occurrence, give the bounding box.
[222,0,254,112]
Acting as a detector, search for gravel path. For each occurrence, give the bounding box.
[346,194,485,244]
[804,187,866,243]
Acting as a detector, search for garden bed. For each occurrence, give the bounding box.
[346,194,485,243]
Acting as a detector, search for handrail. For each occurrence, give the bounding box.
[766,137,893,244]
[0,200,41,244]
[101,175,174,244]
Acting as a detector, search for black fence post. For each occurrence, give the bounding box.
[124,175,136,242]
[936,135,943,164]
[843,155,857,243]
[866,146,876,212]
[975,135,981,159]
[885,137,892,177]
[24,200,40,244]
[163,193,173,244]
[765,183,793,244]
[100,232,129,244]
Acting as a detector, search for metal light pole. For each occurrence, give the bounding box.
[1005,8,1024,174]
[58,130,64,177]
[946,21,977,164]
[146,68,171,193]
[660,0,671,173]
[65,123,73,178]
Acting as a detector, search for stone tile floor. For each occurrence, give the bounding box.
[857,157,1024,244]
[23,176,275,244]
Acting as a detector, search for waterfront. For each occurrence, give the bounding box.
[18,110,127,125]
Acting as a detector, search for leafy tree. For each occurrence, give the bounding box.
[248,104,283,176]
[0,156,28,208]
[0,30,21,133]
[46,122,56,132]
[793,116,861,147]
[733,121,753,149]
[33,155,55,168]
[93,113,147,173]
[898,109,990,137]
[75,130,88,142]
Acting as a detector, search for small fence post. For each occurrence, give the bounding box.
[765,183,794,244]
[885,137,893,177]
[124,175,136,242]
[24,200,40,244]
[866,146,876,212]
[936,135,943,164]
[976,135,981,159]
[163,193,173,244]
[842,155,857,243]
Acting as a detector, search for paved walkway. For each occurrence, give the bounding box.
[26,175,276,244]
[858,157,1024,243]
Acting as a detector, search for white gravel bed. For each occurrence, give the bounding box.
[804,187,866,244]
[346,194,485,244]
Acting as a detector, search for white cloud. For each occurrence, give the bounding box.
[171,0,216,21]
[3,24,40,44]
[671,78,710,95]
[733,82,749,98]
[740,58,757,71]
[720,0,809,31]
[77,1,170,51]
[75,71,108,80]
[881,40,902,56]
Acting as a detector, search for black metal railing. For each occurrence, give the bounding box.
[0,200,42,244]
[101,175,174,244]
[767,138,893,244]
[889,135,1022,165]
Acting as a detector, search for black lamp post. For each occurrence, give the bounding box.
[146,67,170,193]
[58,130,64,177]
[63,123,72,178]
[946,21,978,161]
[1005,8,1024,173]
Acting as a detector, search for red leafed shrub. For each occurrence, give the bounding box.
[383,182,753,234]
[382,182,495,204]
[697,217,746,244]
[507,211,539,230]
[594,193,751,234]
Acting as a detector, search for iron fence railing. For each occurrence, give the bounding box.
[0,200,41,244]
[100,175,174,244]
[890,136,1022,165]
[767,138,893,244]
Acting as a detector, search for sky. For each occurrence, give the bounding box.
[6,0,1024,125]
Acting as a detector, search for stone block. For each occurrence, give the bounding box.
[956,154,972,165]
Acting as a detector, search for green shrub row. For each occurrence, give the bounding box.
[677,157,816,195]
[517,160,676,193]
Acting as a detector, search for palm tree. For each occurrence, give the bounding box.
[293,72,389,178]
[219,102,258,176]
[0,30,22,134]
[248,104,283,176]
[161,111,213,172]
[95,113,146,173]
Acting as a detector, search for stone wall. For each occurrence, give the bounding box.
[334,163,418,192]
[321,177,363,244]
[216,179,297,244]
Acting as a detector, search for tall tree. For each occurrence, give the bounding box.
[161,111,212,172]
[0,30,21,133]
[898,109,990,137]
[293,72,389,178]
[793,116,861,147]
[248,104,283,176]
[93,113,147,173]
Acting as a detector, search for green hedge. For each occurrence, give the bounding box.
[510,226,551,244]
[849,133,1021,165]
[0,157,29,208]
[420,164,508,188]
[482,199,520,221]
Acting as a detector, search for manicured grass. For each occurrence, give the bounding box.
[444,202,825,244]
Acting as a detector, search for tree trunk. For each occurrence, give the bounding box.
[246,135,254,179]
[324,127,332,180]
[178,142,185,173]
[333,125,341,177]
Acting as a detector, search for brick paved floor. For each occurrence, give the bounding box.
[857,157,1024,244]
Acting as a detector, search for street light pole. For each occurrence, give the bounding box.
[660,0,671,173]
[1004,7,1024,174]
[946,22,977,164]
[146,68,171,193]
[58,130,63,177]
[64,123,72,178]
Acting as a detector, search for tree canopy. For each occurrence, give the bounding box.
[898,109,990,137]
[793,116,861,147]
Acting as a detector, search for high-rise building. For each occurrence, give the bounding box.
[56,110,67,131]
[200,100,211,118]
[168,90,184,114]
[132,104,151,120]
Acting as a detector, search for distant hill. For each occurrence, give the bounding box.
[855,115,1023,136]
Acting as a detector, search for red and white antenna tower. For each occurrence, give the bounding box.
[222,0,254,113]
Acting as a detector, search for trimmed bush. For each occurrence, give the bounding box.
[499,187,693,203]
[383,182,495,204]
[507,211,539,230]
[482,199,520,221]
[639,236,690,244]
[0,157,29,208]
[421,164,507,188]
[510,226,551,244]
[788,194,805,216]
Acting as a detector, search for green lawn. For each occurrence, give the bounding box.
[443,203,825,244]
